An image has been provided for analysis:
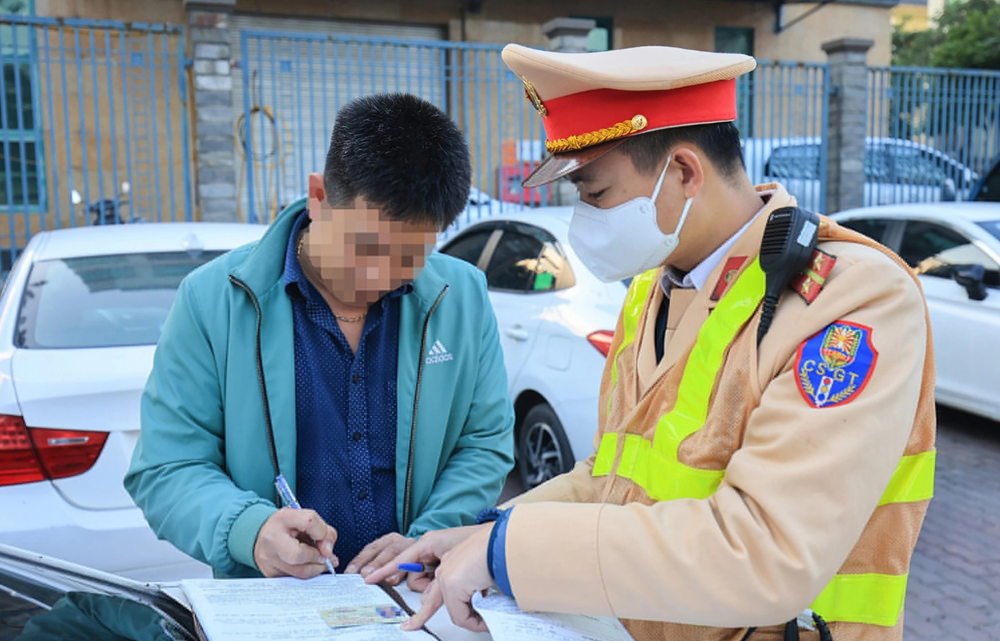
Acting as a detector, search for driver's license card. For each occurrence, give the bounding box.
[319,604,409,629]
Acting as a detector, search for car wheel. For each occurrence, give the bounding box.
[517,403,574,489]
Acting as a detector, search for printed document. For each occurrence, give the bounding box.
[181,574,433,640]
[472,593,635,641]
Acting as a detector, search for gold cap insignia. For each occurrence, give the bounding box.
[521,76,548,117]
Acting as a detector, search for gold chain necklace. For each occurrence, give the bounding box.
[297,235,367,323]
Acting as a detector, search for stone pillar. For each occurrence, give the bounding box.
[822,38,873,214]
[542,18,596,205]
[542,17,596,54]
[186,0,238,221]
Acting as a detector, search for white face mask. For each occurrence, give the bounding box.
[569,155,695,283]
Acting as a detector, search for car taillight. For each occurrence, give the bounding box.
[0,414,108,487]
[587,330,615,358]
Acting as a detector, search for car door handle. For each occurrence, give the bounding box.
[504,326,529,341]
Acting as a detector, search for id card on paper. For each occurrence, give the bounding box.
[320,604,409,629]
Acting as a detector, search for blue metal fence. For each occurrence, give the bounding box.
[868,66,1000,206]
[738,61,830,213]
[236,31,548,230]
[0,15,193,271]
[236,31,831,228]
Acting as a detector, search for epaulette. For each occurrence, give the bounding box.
[790,248,837,304]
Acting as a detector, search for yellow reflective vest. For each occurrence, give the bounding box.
[502,185,936,641]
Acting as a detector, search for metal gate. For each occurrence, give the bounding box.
[236,30,553,227]
[0,16,194,272]
[738,61,830,214]
[236,31,831,227]
[868,66,1000,206]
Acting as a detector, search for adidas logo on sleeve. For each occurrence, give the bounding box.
[425,339,454,365]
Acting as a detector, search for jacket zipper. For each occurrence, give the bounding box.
[229,275,283,487]
[401,284,448,531]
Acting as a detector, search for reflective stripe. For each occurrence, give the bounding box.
[592,433,618,476]
[595,433,725,500]
[879,450,935,506]
[595,260,765,500]
[810,573,908,627]
[652,260,765,460]
[611,269,659,389]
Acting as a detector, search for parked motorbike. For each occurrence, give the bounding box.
[71,182,140,226]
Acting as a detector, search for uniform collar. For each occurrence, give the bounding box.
[659,190,772,297]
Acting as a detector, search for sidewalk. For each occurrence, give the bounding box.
[904,407,1000,641]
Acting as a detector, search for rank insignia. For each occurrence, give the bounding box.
[795,321,878,408]
[711,256,749,301]
[790,249,837,304]
[521,76,548,117]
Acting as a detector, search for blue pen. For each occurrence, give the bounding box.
[275,474,336,575]
[398,562,437,574]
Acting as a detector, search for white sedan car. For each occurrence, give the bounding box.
[438,209,627,488]
[0,222,266,580]
[831,203,1000,422]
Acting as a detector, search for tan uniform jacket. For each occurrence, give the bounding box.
[503,184,936,641]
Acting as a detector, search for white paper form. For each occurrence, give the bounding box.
[472,593,635,641]
[181,574,433,641]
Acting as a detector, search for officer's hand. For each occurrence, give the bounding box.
[253,508,338,579]
[344,532,414,585]
[402,524,493,633]
[364,525,482,592]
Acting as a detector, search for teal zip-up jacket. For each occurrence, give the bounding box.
[124,200,515,578]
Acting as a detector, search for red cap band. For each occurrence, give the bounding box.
[542,79,738,144]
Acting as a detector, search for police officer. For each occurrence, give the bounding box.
[369,45,936,641]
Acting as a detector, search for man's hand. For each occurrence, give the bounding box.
[344,533,415,585]
[253,508,338,579]
[366,524,494,632]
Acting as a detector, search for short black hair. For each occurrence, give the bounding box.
[324,93,471,229]
[616,121,746,182]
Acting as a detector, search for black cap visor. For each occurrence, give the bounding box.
[522,139,626,188]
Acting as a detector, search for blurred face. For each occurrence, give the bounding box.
[305,191,438,305]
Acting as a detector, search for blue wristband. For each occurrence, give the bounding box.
[484,508,514,598]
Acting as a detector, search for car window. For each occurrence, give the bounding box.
[973,160,1000,202]
[890,147,946,186]
[899,221,1000,289]
[439,229,493,268]
[765,144,820,179]
[838,218,893,244]
[531,241,576,292]
[977,220,1000,243]
[15,251,224,349]
[484,230,544,292]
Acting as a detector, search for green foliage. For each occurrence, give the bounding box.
[892,0,1000,69]
[892,19,941,67]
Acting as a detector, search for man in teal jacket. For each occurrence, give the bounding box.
[125,94,514,580]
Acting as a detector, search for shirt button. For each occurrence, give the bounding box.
[352,431,362,442]
[352,374,361,384]
[358,490,368,501]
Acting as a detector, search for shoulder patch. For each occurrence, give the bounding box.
[710,256,749,301]
[790,249,837,304]
[795,321,878,408]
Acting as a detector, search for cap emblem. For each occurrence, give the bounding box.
[521,76,548,117]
